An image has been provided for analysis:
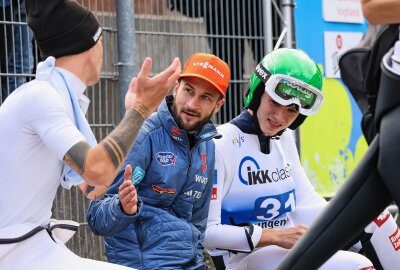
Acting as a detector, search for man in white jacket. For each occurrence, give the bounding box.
[0,0,180,269]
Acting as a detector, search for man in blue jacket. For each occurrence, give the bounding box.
[87,53,231,270]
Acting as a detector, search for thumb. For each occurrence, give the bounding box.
[124,164,133,182]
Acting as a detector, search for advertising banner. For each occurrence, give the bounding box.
[294,0,368,197]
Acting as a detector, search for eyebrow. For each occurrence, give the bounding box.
[183,82,215,97]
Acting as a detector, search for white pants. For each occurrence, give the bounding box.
[0,230,133,270]
[225,246,372,270]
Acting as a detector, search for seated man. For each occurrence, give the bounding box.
[204,48,400,270]
[87,53,230,270]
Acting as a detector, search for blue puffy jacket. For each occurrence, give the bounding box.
[87,96,219,270]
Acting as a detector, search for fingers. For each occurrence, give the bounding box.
[142,57,181,89]
[136,57,153,81]
[124,164,133,182]
[119,179,138,214]
[156,57,181,86]
[294,224,308,233]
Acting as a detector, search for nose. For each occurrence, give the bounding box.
[273,105,287,122]
[186,95,201,109]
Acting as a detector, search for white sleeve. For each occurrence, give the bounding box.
[204,126,262,252]
[364,208,400,270]
[282,131,327,226]
[25,82,85,160]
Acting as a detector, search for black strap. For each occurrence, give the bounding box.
[360,232,384,270]
[0,226,46,244]
[228,217,255,253]
[211,255,226,270]
[0,222,79,244]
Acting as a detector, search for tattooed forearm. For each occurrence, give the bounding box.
[101,136,124,168]
[64,141,91,175]
[131,100,150,120]
[100,108,146,168]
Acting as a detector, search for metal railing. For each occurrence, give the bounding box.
[0,0,291,263]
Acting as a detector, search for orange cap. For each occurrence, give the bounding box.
[179,53,231,97]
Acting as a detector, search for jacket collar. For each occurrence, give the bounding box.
[230,110,284,154]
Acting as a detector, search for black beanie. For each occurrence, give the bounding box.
[26,0,102,59]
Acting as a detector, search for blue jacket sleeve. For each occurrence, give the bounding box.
[87,191,143,235]
[87,132,152,236]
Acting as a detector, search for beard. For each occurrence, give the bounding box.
[172,102,215,133]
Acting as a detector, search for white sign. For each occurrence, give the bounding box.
[322,0,364,24]
[324,31,363,78]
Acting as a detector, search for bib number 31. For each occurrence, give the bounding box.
[254,190,296,220]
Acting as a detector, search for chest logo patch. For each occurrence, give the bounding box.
[238,156,291,185]
[156,152,176,166]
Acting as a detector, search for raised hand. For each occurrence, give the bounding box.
[257,224,308,249]
[118,164,138,215]
[125,57,181,119]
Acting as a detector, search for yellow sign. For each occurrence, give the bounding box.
[300,76,368,198]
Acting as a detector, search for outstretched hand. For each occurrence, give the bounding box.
[118,164,138,215]
[257,224,308,249]
[125,57,181,119]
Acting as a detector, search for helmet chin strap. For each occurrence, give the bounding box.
[288,114,307,130]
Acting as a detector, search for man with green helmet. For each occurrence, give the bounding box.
[204,48,399,269]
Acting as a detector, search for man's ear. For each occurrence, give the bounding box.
[213,97,225,114]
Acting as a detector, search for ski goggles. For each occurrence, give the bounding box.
[264,74,324,115]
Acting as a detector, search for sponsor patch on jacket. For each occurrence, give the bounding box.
[374,209,391,227]
[131,166,145,185]
[201,153,207,172]
[152,184,176,195]
[390,227,400,251]
[211,170,217,200]
[200,132,214,139]
[156,152,176,166]
[172,126,181,136]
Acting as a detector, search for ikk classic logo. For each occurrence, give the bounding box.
[238,156,291,185]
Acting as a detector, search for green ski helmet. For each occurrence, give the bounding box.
[244,48,323,130]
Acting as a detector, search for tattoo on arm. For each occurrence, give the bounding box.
[64,141,91,175]
[131,101,150,120]
[101,108,146,169]
[84,185,95,197]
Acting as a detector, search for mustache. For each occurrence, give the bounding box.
[182,107,200,116]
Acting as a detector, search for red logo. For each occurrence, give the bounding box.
[390,227,400,251]
[211,170,217,200]
[336,34,342,49]
[172,126,181,136]
[360,267,375,270]
[374,210,391,227]
[211,187,217,200]
[201,153,207,173]
[202,163,207,173]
